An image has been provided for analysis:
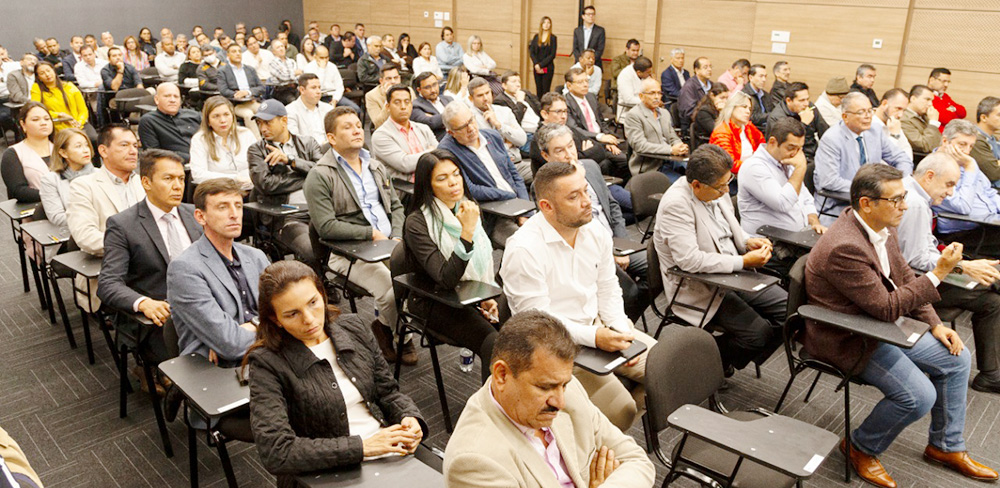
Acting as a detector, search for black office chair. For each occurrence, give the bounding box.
[803,162,816,195]
[628,171,671,242]
[308,224,373,313]
[774,254,866,482]
[643,325,838,488]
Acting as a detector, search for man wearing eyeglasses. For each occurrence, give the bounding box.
[814,92,913,224]
[653,144,787,376]
[623,77,689,176]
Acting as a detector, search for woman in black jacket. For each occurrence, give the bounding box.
[690,84,730,151]
[246,260,426,488]
[402,149,509,381]
[528,16,557,98]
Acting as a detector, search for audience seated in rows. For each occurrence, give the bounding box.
[929,67,966,131]
[435,27,463,77]
[803,163,997,487]
[718,58,749,93]
[850,63,880,108]
[493,71,541,137]
[615,55,652,119]
[412,42,442,80]
[7,54,38,105]
[247,260,425,488]
[689,84,729,150]
[304,107,411,364]
[357,36,384,87]
[444,310,655,487]
[608,39,640,93]
[370,84,437,180]
[654,145,786,374]
[933,120,1000,256]
[677,56,712,134]
[463,35,496,78]
[769,61,791,109]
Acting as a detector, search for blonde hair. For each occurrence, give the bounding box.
[199,96,242,163]
[717,90,752,128]
[50,128,92,173]
[538,17,552,46]
[467,35,482,52]
[445,64,469,95]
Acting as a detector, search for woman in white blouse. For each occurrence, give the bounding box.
[188,96,256,190]
[462,35,496,76]
[412,42,443,80]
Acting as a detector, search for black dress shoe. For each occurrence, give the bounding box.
[972,373,1000,394]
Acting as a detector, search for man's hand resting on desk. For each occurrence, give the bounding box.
[138,299,171,326]
[960,259,1000,286]
[595,327,633,352]
[363,423,422,457]
[372,229,389,241]
[742,247,772,268]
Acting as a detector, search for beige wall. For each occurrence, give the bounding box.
[303,0,998,115]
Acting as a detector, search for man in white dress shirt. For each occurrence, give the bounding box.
[154,38,185,83]
[500,161,659,432]
[285,73,334,146]
[467,77,531,182]
[616,56,653,119]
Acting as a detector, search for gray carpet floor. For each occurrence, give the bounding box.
[1,178,998,488]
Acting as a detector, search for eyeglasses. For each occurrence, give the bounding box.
[698,173,733,194]
[642,90,663,96]
[872,192,907,208]
[545,109,568,115]
[451,118,476,133]
[845,108,875,117]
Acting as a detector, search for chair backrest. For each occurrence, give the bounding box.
[804,162,816,195]
[629,171,671,221]
[731,194,740,222]
[645,325,724,433]
[786,254,809,319]
[139,66,159,78]
[307,224,330,277]
[646,237,663,300]
[163,317,180,359]
[115,87,154,112]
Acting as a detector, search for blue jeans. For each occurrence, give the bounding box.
[853,332,971,455]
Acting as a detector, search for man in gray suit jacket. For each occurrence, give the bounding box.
[169,178,270,367]
[653,144,786,373]
[623,78,689,176]
[370,85,438,180]
[98,149,202,364]
[5,54,38,104]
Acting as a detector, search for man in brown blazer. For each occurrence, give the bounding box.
[803,163,997,487]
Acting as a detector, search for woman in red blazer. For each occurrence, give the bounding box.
[709,91,764,174]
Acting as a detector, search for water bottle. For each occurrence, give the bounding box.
[459,348,475,373]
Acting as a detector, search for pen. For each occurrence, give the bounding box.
[19,209,33,215]
[48,234,61,243]
[280,204,298,209]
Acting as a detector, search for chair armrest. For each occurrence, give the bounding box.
[393,273,502,309]
[797,304,929,348]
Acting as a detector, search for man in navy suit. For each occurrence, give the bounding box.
[411,71,455,141]
[572,6,606,69]
[660,47,690,104]
[98,149,203,369]
[168,178,270,368]
[438,102,530,247]
[218,43,264,138]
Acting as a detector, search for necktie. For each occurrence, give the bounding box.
[581,99,597,133]
[857,136,867,165]
[162,213,185,261]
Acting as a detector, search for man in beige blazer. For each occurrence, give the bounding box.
[370,85,438,180]
[623,78,689,176]
[653,144,785,374]
[66,125,145,257]
[444,310,655,488]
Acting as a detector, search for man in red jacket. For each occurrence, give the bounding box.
[929,67,966,132]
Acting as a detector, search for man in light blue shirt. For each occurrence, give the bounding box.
[897,151,1000,394]
[738,117,825,274]
[932,119,1000,257]
[814,92,912,224]
[435,26,464,77]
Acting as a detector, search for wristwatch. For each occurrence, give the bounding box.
[954,262,964,275]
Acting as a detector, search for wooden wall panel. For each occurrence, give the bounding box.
[903,9,1000,73]
[757,0,908,6]
[659,0,757,50]
[914,0,1000,10]
[750,4,906,66]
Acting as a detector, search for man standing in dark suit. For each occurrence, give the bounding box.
[572,6,606,69]
[410,71,454,140]
[563,67,627,178]
[803,164,997,487]
[660,47,689,104]
[98,149,203,374]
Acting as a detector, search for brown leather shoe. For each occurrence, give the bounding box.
[840,438,897,488]
[399,340,418,366]
[370,320,397,363]
[924,445,999,481]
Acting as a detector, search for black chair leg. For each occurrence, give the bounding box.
[41,263,56,324]
[188,422,198,488]
[103,316,123,370]
[119,344,129,418]
[213,431,238,488]
[29,258,46,310]
[50,272,76,349]
[774,369,797,413]
[428,344,452,433]
[804,371,823,403]
[844,381,852,483]
[17,238,29,293]
[80,310,95,364]
[393,322,406,380]
[754,362,761,379]
[641,413,653,453]
[142,360,174,458]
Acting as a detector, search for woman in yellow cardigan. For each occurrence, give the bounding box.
[30,61,97,142]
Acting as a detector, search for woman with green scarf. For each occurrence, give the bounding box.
[403,149,509,381]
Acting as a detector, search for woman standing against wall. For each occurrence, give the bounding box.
[528,17,557,98]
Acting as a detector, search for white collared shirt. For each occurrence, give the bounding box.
[852,210,940,288]
[133,199,193,311]
[286,98,334,146]
[501,213,632,347]
[74,59,108,89]
[470,136,514,193]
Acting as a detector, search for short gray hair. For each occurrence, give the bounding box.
[441,101,472,131]
[942,119,978,141]
[856,63,876,78]
[366,35,381,48]
[914,152,960,178]
[670,47,684,57]
[841,92,871,114]
[535,123,572,154]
